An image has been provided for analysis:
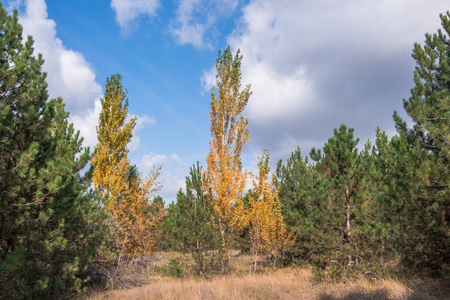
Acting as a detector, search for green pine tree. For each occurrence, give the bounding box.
[391,12,449,275]
[164,163,221,275]
[308,125,380,277]
[276,147,314,263]
[0,6,106,298]
[151,195,168,251]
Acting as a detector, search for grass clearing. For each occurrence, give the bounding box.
[82,251,450,300]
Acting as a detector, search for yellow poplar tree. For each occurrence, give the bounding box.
[247,151,294,272]
[92,74,164,259]
[203,46,251,271]
[92,74,135,208]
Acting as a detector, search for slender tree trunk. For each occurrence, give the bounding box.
[273,251,277,270]
[254,252,258,274]
[251,222,260,274]
[346,185,352,265]
[218,217,228,273]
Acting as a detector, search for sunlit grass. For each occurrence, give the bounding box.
[82,251,449,300]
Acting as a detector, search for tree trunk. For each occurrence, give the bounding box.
[218,217,228,273]
[346,185,352,265]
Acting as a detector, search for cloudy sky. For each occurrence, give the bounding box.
[5,0,449,202]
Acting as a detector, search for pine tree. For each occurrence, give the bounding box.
[309,125,380,277]
[150,195,168,251]
[0,6,105,297]
[391,12,449,274]
[276,147,314,262]
[164,163,221,275]
[203,46,251,272]
[371,128,411,266]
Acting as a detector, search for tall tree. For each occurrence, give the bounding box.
[309,125,380,277]
[392,12,449,274]
[164,163,220,275]
[92,74,135,208]
[203,46,251,272]
[92,74,164,259]
[0,6,105,298]
[310,125,363,265]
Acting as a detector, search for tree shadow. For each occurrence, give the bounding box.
[318,283,450,300]
[318,288,392,300]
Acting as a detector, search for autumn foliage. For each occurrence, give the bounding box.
[203,46,252,270]
[92,75,134,205]
[92,74,165,258]
[246,151,294,271]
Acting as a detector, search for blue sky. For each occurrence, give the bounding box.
[5,0,449,202]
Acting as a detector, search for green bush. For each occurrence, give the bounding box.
[159,258,184,278]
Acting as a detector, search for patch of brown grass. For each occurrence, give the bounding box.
[82,251,450,300]
[85,268,309,300]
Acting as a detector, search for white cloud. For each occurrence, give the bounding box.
[155,170,186,203]
[200,66,216,92]
[19,0,102,114]
[169,0,207,48]
[242,62,315,124]
[128,136,141,152]
[225,0,450,161]
[141,152,169,170]
[16,0,103,148]
[69,99,102,149]
[169,0,238,48]
[171,153,184,164]
[139,153,187,202]
[6,0,25,11]
[170,21,207,48]
[133,114,156,130]
[128,114,156,152]
[111,0,160,32]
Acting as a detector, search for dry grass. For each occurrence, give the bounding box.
[83,251,450,300]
